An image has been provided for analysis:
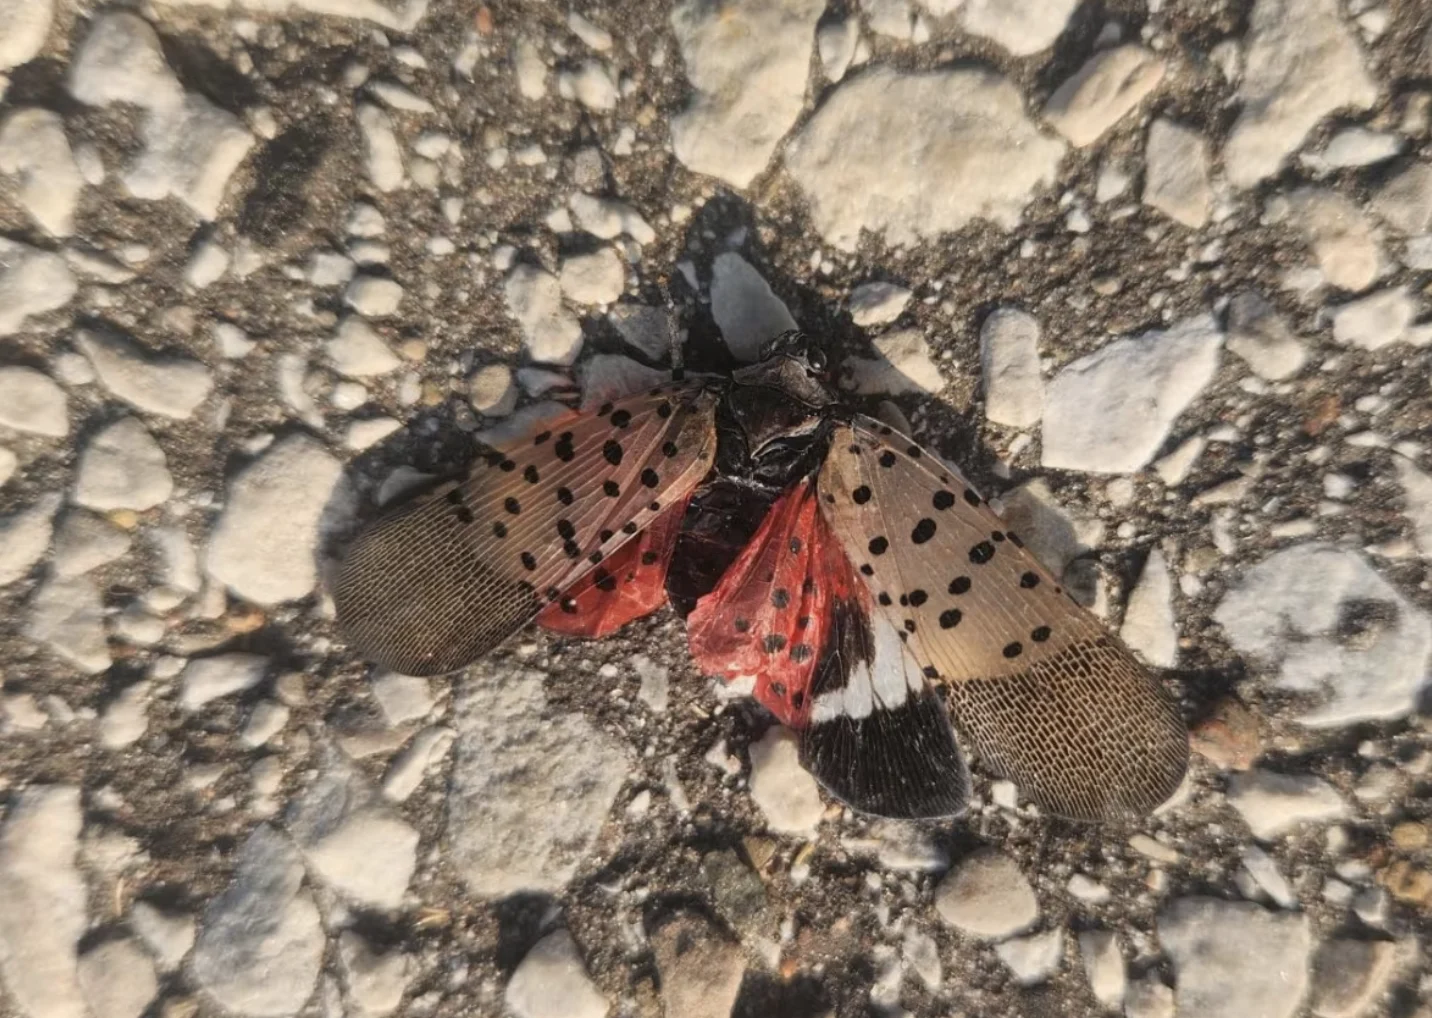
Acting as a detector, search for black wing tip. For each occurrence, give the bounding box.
[799,691,971,821]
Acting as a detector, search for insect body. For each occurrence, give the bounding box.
[333,333,1188,822]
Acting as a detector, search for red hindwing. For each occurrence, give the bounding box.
[686,482,863,728]
[536,496,690,638]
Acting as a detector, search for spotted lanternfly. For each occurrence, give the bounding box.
[333,332,1188,822]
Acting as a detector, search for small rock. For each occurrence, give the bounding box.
[633,655,669,713]
[345,417,402,451]
[1159,897,1311,1018]
[1226,768,1348,840]
[959,0,1077,55]
[1214,543,1432,726]
[1042,313,1223,474]
[651,914,746,1018]
[1124,976,1176,1018]
[1043,46,1165,147]
[505,265,584,366]
[1120,548,1177,668]
[372,671,433,726]
[0,0,52,70]
[670,0,825,188]
[73,418,172,511]
[77,329,213,420]
[1224,0,1376,188]
[557,59,617,111]
[98,683,148,748]
[0,447,15,487]
[1189,697,1261,771]
[567,193,656,244]
[67,12,181,111]
[1331,287,1417,350]
[52,510,130,579]
[559,247,625,306]
[129,901,196,971]
[381,725,455,802]
[337,931,411,1018]
[979,307,1043,428]
[125,92,255,220]
[0,493,60,586]
[995,479,1103,577]
[0,238,77,336]
[448,662,629,897]
[1079,930,1125,1009]
[1241,845,1297,909]
[204,435,345,605]
[77,938,158,1018]
[995,927,1064,985]
[1370,160,1432,236]
[211,322,255,359]
[190,825,324,1017]
[1285,188,1381,292]
[184,239,229,289]
[1308,939,1406,1018]
[327,318,400,377]
[846,328,943,395]
[512,38,546,100]
[0,108,84,236]
[934,848,1038,940]
[785,66,1065,251]
[179,653,268,710]
[28,574,110,674]
[710,253,797,362]
[356,103,404,192]
[505,930,609,1018]
[1308,127,1403,170]
[817,16,858,83]
[469,363,518,416]
[240,701,289,748]
[0,787,87,1018]
[748,727,824,835]
[287,755,418,910]
[345,275,404,318]
[1225,291,1307,380]
[0,366,68,437]
[848,282,912,327]
[608,304,674,361]
[1144,119,1212,229]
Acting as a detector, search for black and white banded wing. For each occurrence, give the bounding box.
[816,417,1188,821]
[800,597,971,820]
[334,384,719,675]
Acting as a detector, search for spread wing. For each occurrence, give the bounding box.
[687,480,969,819]
[333,383,719,675]
[816,416,1188,821]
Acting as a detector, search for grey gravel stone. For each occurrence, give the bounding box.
[979,307,1043,428]
[1330,287,1418,350]
[73,417,172,511]
[1285,188,1381,292]
[995,927,1064,985]
[0,238,77,337]
[1370,160,1432,236]
[204,435,345,606]
[669,0,824,188]
[1308,938,1408,1018]
[559,247,625,306]
[52,510,131,578]
[1144,119,1212,229]
[958,0,1077,56]
[179,654,269,710]
[447,662,629,897]
[337,930,412,1018]
[1042,313,1223,474]
[785,66,1064,252]
[1226,768,1348,840]
[848,281,913,327]
[0,787,86,1018]
[0,492,61,586]
[1158,897,1311,1018]
[749,727,823,834]
[0,0,52,70]
[28,573,111,674]
[190,825,324,1018]
[129,901,196,971]
[651,914,746,1018]
[710,252,797,362]
[327,318,400,377]
[1225,291,1307,380]
[77,329,213,420]
[505,930,609,1018]
[845,328,944,395]
[0,108,84,237]
[1043,46,1165,148]
[934,848,1038,940]
[77,938,158,1018]
[505,264,584,365]
[1224,0,1376,188]
[0,366,68,438]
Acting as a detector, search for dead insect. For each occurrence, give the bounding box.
[333,331,1188,822]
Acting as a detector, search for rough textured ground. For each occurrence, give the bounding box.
[2,1,1432,1017]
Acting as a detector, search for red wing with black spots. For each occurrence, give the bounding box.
[333,385,718,675]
